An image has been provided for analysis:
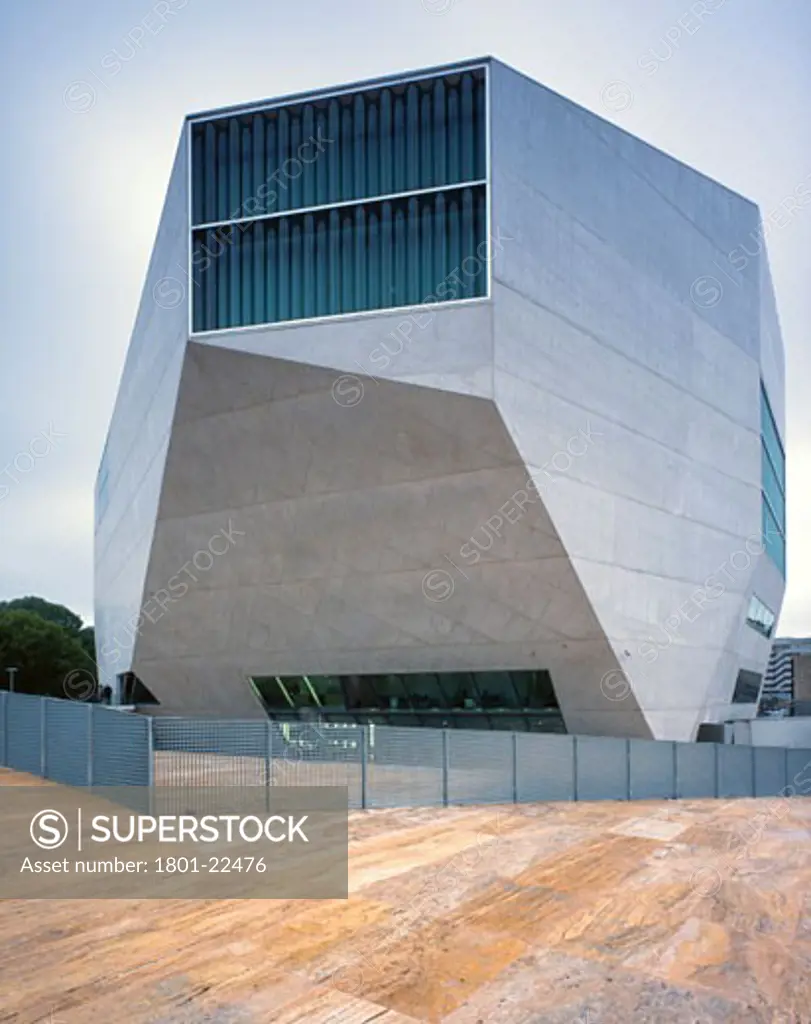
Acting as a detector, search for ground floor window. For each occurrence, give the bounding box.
[251,669,565,732]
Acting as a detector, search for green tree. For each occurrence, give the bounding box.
[0,610,94,698]
[78,625,96,662]
[0,596,83,636]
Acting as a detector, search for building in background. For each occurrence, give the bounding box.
[760,638,811,716]
[94,57,786,741]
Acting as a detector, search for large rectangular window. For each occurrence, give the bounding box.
[251,669,564,733]
[188,66,489,332]
[732,669,762,704]
[746,594,776,639]
[760,384,786,577]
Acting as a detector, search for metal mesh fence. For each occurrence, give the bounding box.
[675,741,716,798]
[44,698,91,787]
[629,738,676,800]
[717,744,755,798]
[1,694,809,809]
[448,730,514,805]
[6,692,43,775]
[90,706,150,786]
[753,746,788,797]
[786,749,811,794]
[153,718,268,787]
[576,736,629,801]
[0,693,6,765]
[0,694,151,789]
[366,726,444,808]
[515,733,574,802]
[271,721,363,808]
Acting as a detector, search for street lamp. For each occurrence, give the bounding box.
[6,667,18,692]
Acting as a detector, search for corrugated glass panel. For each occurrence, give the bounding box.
[228,119,240,215]
[277,109,290,212]
[216,128,228,220]
[265,112,278,213]
[253,219,265,323]
[189,66,488,334]
[290,220,303,319]
[190,68,487,225]
[251,114,265,215]
[289,111,302,209]
[380,89,393,195]
[203,122,216,222]
[366,99,379,199]
[192,185,486,330]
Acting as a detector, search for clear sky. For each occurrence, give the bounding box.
[0,0,808,633]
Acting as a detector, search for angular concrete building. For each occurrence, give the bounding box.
[95,58,786,741]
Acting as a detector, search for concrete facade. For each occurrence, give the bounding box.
[94,58,786,740]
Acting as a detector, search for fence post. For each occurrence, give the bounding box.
[1,692,6,767]
[625,738,631,801]
[750,745,757,798]
[146,715,155,786]
[511,731,518,804]
[360,726,368,810]
[265,720,272,812]
[572,736,578,802]
[87,703,94,787]
[713,743,720,798]
[40,699,48,778]
[441,730,449,807]
[784,746,790,797]
[671,741,678,799]
[147,716,155,818]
